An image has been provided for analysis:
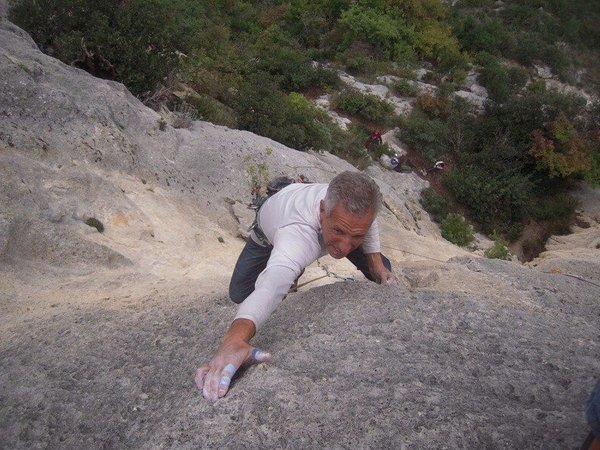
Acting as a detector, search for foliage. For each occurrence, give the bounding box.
[337,6,418,62]
[420,187,450,222]
[440,213,474,246]
[234,77,335,152]
[245,159,271,198]
[398,114,447,162]
[476,53,511,103]
[584,149,600,187]
[488,83,587,154]
[187,95,238,129]
[530,192,578,223]
[252,26,340,92]
[85,217,104,233]
[400,94,475,161]
[10,0,207,96]
[455,15,510,55]
[393,79,420,97]
[529,113,593,179]
[9,0,600,240]
[445,167,532,233]
[333,88,396,125]
[484,232,511,260]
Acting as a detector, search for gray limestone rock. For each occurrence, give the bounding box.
[0,15,598,450]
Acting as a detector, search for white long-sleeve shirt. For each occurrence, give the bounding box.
[234,183,381,329]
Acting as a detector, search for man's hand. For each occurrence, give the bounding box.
[372,265,395,285]
[195,319,271,402]
[365,252,396,285]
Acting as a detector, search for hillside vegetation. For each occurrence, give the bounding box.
[9,0,600,257]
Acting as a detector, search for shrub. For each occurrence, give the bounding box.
[187,95,238,129]
[393,79,420,97]
[330,125,372,169]
[477,54,511,103]
[529,113,593,179]
[455,15,510,55]
[445,167,532,233]
[530,193,578,222]
[490,84,587,154]
[398,114,448,162]
[9,0,207,96]
[85,217,104,233]
[414,92,453,119]
[484,232,511,260]
[440,213,474,246]
[420,187,450,222]
[333,88,396,125]
[234,76,334,152]
[337,6,418,62]
[252,26,339,92]
[584,150,600,187]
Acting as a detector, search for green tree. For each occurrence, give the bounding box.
[529,113,593,178]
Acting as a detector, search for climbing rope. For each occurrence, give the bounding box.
[382,244,449,264]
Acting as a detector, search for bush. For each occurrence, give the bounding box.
[333,88,396,125]
[484,233,511,260]
[440,213,474,246]
[420,187,450,222]
[85,217,104,233]
[445,167,533,233]
[584,150,600,187]
[530,193,578,222]
[252,26,339,92]
[9,0,207,96]
[455,15,510,55]
[393,79,420,97]
[490,84,587,154]
[477,53,511,103]
[187,95,238,129]
[234,76,334,152]
[330,126,372,169]
[398,114,448,162]
[337,6,418,62]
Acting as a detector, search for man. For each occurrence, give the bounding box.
[195,171,394,401]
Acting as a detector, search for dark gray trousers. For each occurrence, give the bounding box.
[229,238,392,304]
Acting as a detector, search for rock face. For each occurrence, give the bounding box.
[1,17,599,450]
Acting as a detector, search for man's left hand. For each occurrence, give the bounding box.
[373,266,395,285]
[365,252,396,285]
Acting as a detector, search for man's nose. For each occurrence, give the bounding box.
[338,237,355,256]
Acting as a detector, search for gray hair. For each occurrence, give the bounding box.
[323,171,382,216]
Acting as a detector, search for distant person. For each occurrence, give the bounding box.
[366,129,384,151]
[370,129,383,145]
[426,160,445,174]
[195,171,395,402]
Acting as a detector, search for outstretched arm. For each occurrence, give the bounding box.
[365,252,395,285]
[195,318,271,402]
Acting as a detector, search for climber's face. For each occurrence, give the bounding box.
[319,201,374,259]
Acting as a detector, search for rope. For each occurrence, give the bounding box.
[542,271,600,289]
[382,244,449,264]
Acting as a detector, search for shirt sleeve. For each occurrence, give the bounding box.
[361,218,381,254]
[234,224,321,330]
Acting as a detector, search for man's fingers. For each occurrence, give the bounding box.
[251,348,271,364]
[197,347,271,401]
[217,363,237,397]
[195,367,210,390]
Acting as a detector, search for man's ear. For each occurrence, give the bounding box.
[319,200,325,215]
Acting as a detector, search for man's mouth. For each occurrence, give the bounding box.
[329,246,344,259]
